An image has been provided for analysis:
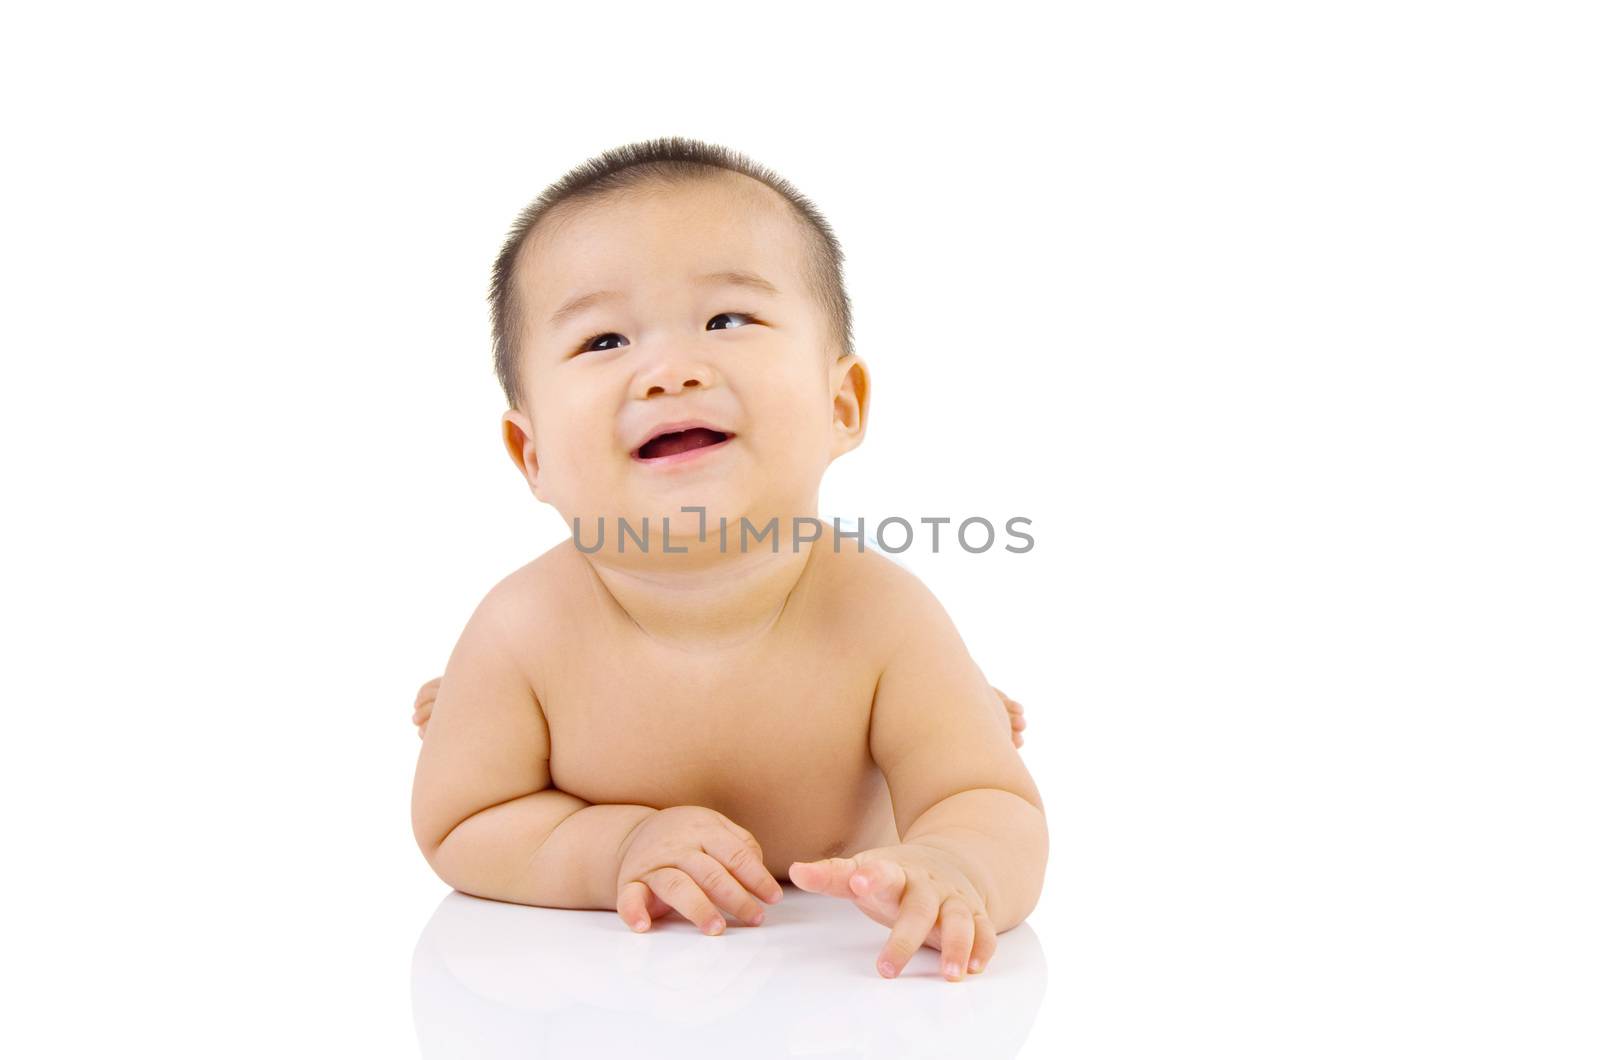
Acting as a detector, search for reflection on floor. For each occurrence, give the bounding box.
[412,886,1047,1058]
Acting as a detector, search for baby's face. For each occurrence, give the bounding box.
[503,174,866,545]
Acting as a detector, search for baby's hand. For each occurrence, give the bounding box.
[616,806,785,937]
[788,843,996,982]
[412,676,442,738]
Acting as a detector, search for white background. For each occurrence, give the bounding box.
[3,1,1595,1056]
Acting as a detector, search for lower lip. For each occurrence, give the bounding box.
[632,435,736,467]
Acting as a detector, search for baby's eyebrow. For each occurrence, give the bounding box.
[547,270,781,329]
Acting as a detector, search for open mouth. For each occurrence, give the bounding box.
[633,426,733,462]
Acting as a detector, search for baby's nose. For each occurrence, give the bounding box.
[645,372,705,397]
[634,356,719,399]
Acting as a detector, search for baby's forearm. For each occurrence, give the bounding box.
[902,787,1048,931]
[428,788,656,911]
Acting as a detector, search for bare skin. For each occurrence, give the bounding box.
[414,671,1028,747]
[412,537,1044,980]
[410,172,1048,982]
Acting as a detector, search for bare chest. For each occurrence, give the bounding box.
[535,634,895,872]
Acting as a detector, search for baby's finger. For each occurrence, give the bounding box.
[876,881,940,979]
[715,816,778,888]
[645,888,673,920]
[937,898,976,981]
[414,677,442,709]
[640,866,726,935]
[704,826,784,904]
[967,911,998,974]
[617,880,655,932]
[680,849,769,926]
[786,856,860,899]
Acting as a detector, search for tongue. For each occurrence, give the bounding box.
[640,427,725,459]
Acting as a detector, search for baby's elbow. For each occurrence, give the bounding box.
[414,817,475,893]
[410,788,460,873]
[412,819,449,881]
[412,794,505,896]
[424,850,472,896]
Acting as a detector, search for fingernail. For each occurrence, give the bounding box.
[969,958,983,973]
[709,918,725,934]
[878,960,897,978]
[633,919,648,932]
[750,910,764,925]
[945,962,960,979]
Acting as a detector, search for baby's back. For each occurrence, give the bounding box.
[501,536,909,878]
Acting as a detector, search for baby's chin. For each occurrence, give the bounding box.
[553,493,752,540]
[555,486,835,558]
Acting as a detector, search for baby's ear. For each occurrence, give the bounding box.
[501,409,545,500]
[830,354,870,458]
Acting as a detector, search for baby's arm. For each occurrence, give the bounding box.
[868,575,1048,932]
[411,586,655,910]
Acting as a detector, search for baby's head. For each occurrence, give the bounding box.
[489,137,870,553]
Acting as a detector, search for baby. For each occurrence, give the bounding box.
[410,137,1048,983]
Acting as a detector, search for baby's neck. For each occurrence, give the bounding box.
[582,539,820,652]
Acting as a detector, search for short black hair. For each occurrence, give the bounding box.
[488,135,855,410]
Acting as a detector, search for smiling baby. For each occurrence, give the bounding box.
[410,136,1047,982]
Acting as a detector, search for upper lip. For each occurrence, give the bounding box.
[628,418,736,458]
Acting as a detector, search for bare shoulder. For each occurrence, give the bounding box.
[477,540,594,641]
[807,529,948,651]
[444,540,602,712]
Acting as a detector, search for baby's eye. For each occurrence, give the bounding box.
[708,311,758,331]
[576,331,628,355]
